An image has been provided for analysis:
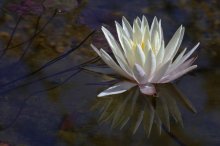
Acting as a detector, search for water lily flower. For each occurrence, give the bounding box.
[91,16,199,97]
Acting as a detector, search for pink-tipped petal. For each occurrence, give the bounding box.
[139,84,156,95]
[160,65,197,83]
[169,57,197,75]
[133,64,148,84]
[150,60,171,83]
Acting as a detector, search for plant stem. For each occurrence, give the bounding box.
[0,16,22,59]
[0,30,96,89]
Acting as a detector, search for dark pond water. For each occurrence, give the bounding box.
[0,0,219,146]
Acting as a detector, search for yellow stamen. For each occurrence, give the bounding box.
[141,42,145,49]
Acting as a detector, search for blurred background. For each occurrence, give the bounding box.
[0,0,219,146]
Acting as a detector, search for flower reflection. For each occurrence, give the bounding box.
[92,83,196,136]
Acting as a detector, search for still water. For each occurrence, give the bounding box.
[0,0,219,146]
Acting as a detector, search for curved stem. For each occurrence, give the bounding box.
[0,30,96,89]
[0,57,99,95]
[6,10,57,51]
[17,15,42,61]
[0,16,22,59]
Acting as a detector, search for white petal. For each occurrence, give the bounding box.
[97,81,137,97]
[102,27,131,74]
[164,26,183,62]
[180,43,200,64]
[122,16,133,39]
[150,17,159,42]
[169,43,199,73]
[113,52,133,75]
[143,39,152,55]
[142,26,150,49]
[150,17,159,36]
[91,44,101,56]
[133,19,142,44]
[160,65,197,83]
[156,41,165,65]
[133,64,148,84]
[99,49,132,80]
[151,31,160,54]
[139,84,156,95]
[158,20,164,43]
[136,16,142,27]
[102,27,125,60]
[179,57,197,70]
[135,45,145,66]
[144,49,156,78]
[151,60,171,83]
[169,57,197,76]
[141,15,149,32]
[169,47,187,71]
[121,37,134,66]
[115,21,125,45]
[172,27,185,58]
[115,21,133,61]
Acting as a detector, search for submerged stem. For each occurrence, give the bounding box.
[0,30,96,90]
[17,15,42,61]
[0,57,99,95]
[0,15,22,59]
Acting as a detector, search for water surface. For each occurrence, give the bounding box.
[0,0,219,146]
